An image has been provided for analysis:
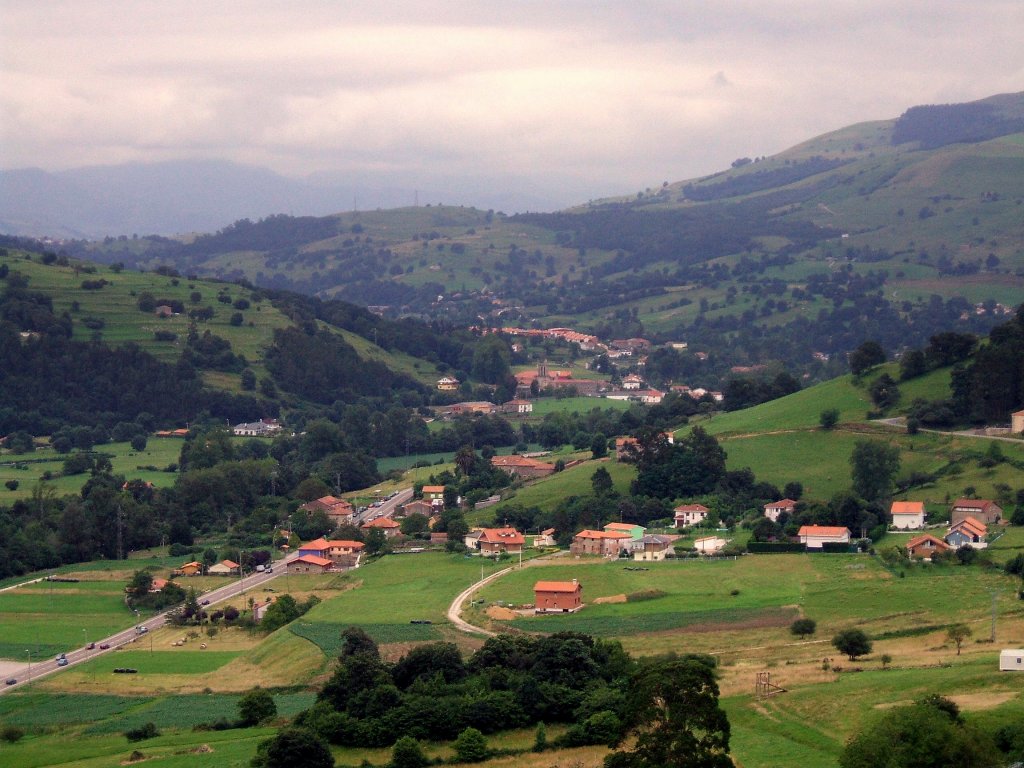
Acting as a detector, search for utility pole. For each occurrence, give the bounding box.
[116,504,124,561]
[991,590,999,642]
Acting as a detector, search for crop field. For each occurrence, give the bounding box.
[0,577,136,660]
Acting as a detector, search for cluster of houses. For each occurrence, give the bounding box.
[901,498,1003,560]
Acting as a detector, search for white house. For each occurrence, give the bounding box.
[890,501,926,530]
[797,525,851,550]
[674,503,710,527]
[764,499,796,523]
[999,649,1024,671]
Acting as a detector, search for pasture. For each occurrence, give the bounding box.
[0,438,183,501]
[0,577,136,660]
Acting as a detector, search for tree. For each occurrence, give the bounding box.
[400,513,430,536]
[390,736,430,768]
[850,440,900,503]
[471,336,512,385]
[238,687,277,726]
[364,527,389,556]
[946,624,972,655]
[869,373,901,410]
[849,340,886,376]
[899,349,928,381]
[819,408,839,430]
[591,466,614,497]
[790,618,817,638]
[605,658,731,768]
[130,434,148,451]
[251,727,334,768]
[591,432,608,459]
[453,727,489,763]
[880,653,892,669]
[832,629,872,661]
[839,698,999,768]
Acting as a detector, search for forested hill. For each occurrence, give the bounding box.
[0,245,508,437]
[34,90,1024,386]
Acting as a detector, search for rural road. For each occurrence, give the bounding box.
[446,551,567,637]
[0,552,301,694]
[0,490,415,693]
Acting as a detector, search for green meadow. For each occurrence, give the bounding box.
[0,577,137,660]
[0,438,184,501]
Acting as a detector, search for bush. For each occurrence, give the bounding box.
[1,725,25,743]
[453,727,489,763]
[125,722,160,742]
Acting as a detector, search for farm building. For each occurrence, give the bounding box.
[177,561,203,576]
[534,580,582,613]
[694,536,728,554]
[999,649,1024,671]
[490,454,556,479]
[950,499,1002,525]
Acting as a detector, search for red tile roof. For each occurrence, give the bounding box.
[363,517,400,528]
[891,501,925,514]
[479,527,525,546]
[294,554,332,567]
[534,581,581,593]
[798,525,850,537]
[575,529,632,539]
[674,504,709,513]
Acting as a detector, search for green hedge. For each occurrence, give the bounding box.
[746,541,806,554]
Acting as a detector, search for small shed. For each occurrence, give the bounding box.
[999,649,1024,671]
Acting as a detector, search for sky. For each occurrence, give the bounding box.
[2,0,1023,210]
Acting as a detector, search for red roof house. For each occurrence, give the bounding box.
[534,580,583,613]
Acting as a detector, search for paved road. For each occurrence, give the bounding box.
[354,487,413,525]
[874,418,1024,444]
[0,553,301,694]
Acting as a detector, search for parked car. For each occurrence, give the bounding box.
[5,678,16,685]
[87,642,95,649]
[99,643,110,650]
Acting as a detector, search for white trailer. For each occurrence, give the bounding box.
[999,649,1024,671]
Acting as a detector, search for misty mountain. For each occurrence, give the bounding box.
[0,160,561,239]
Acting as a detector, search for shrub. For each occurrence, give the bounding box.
[453,727,489,763]
[125,722,160,742]
[1,725,25,743]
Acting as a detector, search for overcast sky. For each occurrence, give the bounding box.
[2,1,1022,209]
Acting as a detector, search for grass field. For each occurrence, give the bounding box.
[0,438,183,501]
[0,576,138,660]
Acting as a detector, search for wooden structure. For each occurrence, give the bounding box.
[755,671,787,699]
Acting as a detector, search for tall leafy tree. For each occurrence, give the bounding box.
[606,657,731,768]
[849,440,900,503]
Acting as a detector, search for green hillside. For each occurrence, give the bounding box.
[65,92,1024,390]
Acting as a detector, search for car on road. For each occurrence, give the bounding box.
[135,625,148,634]
[5,678,16,685]
[201,599,210,605]
[99,643,110,649]
[87,642,96,649]
[57,657,68,666]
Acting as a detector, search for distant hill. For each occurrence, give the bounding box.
[0,160,560,239]
[19,91,1024,386]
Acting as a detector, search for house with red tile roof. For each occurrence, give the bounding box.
[797,525,851,549]
[362,517,401,537]
[945,517,988,549]
[299,495,354,525]
[764,499,797,523]
[674,503,710,528]
[289,554,333,573]
[890,501,926,530]
[207,559,240,576]
[905,534,950,560]
[476,527,525,556]
[490,454,556,479]
[534,580,582,613]
[569,529,632,557]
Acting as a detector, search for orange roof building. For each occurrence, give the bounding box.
[534,580,583,613]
